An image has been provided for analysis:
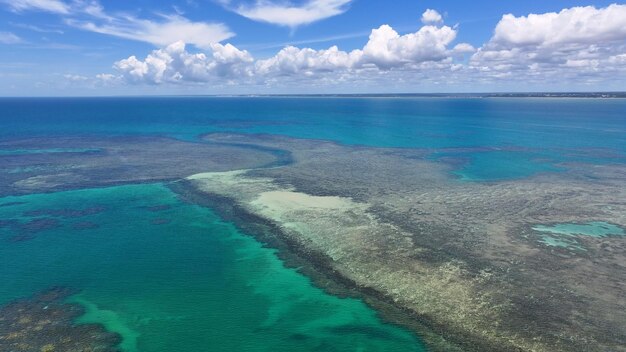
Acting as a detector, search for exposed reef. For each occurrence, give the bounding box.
[0,287,121,352]
[180,133,626,352]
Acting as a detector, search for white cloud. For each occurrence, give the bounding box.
[360,24,456,67]
[103,5,626,91]
[10,22,65,34]
[471,4,626,81]
[0,31,23,44]
[64,74,89,81]
[452,43,475,54]
[1,0,70,14]
[114,41,253,84]
[67,14,234,49]
[421,9,442,24]
[492,4,626,47]
[609,54,626,65]
[255,45,359,75]
[253,22,459,75]
[96,73,116,80]
[112,17,461,84]
[224,0,352,28]
[3,0,234,49]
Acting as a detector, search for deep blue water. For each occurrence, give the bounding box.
[2,97,626,180]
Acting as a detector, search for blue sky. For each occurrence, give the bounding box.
[1,0,625,95]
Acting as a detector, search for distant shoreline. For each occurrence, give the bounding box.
[227,92,626,99]
[1,92,626,99]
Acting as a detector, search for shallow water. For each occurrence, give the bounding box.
[0,183,424,352]
[533,221,625,238]
[532,221,625,250]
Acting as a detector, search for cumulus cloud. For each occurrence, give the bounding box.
[222,0,352,28]
[114,41,253,84]
[67,15,234,49]
[112,16,463,85]
[106,4,626,90]
[471,4,626,80]
[421,9,443,24]
[255,45,359,76]
[452,43,475,54]
[360,24,457,67]
[1,0,70,14]
[0,31,23,44]
[492,4,626,47]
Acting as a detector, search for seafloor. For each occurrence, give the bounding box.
[1,133,625,352]
[0,287,121,352]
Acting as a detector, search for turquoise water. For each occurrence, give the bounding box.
[428,150,565,181]
[1,97,625,181]
[0,184,424,351]
[532,222,625,251]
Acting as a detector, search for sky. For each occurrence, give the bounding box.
[0,0,625,95]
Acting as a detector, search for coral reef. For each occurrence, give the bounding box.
[0,287,121,352]
[182,133,626,352]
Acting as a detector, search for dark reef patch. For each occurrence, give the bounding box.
[144,204,172,212]
[0,201,26,207]
[327,324,398,340]
[10,218,61,242]
[151,218,171,225]
[0,287,121,352]
[24,205,107,219]
[0,219,19,229]
[71,221,100,230]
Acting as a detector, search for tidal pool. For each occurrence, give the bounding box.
[532,221,625,250]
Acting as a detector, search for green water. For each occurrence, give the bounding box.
[532,221,625,251]
[0,184,424,352]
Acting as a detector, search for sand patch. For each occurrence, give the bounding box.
[253,191,360,211]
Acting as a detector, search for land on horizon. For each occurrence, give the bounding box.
[3,92,626,98]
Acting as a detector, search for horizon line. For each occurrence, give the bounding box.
[0,91,626,99]
[1,92,626,99]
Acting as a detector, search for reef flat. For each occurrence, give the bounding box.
[0,135,282,196]
[182,133,626,352]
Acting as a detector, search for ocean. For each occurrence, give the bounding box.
[1,97,625,351]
